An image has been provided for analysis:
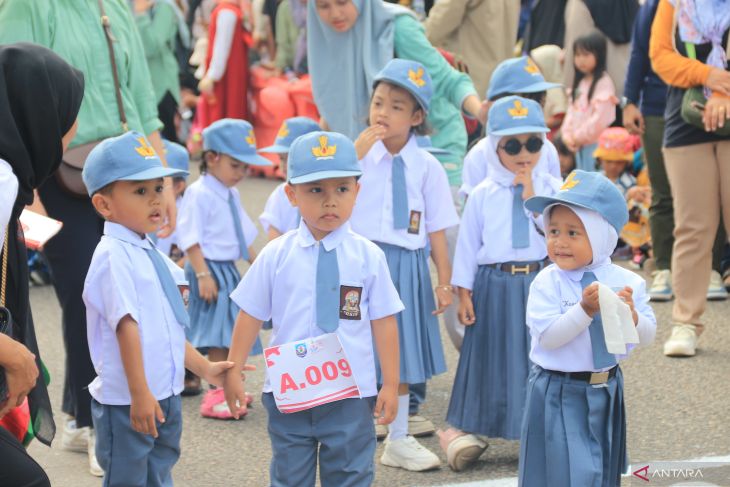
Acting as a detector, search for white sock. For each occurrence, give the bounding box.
[388,394,410,441]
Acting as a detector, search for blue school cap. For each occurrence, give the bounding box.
[259,117,322,153]
[82,131,189,196]
[202,118,272,166]
[486,56,561,101]
[487,96,550,136]
[373,59,432,113]
[162,139,190,177]
[287,131,362,184]
[525,170,629,233]
[415,135,451,157]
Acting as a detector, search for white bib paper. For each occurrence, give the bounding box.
[597,283,640,354]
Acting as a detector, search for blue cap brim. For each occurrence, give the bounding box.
[491,126,550,136]
[118,166,189,182]
[289,170,362,184]
[258,144,290,154]
[373,77,429,113]
[231,152,273,166]
[521,81,562,93]
[524,195,596,216]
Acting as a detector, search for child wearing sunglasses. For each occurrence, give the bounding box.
[439,96,562,472]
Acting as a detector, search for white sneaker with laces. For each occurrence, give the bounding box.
[88,429,104,477]
[61,417,88,453]
[649,269,673,301]
[408,414,435,437]
[381,435,441,471]
[707,271,728,301]
[663,324,698,357]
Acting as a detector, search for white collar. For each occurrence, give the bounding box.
[296,220,351,252]
[103,221,152,249]
[201,173,232,200]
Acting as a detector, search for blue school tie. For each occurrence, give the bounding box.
[228,192,250,261]
[145,243,190,328]
[316,243,340,332]
[580,271,617,369]
[392,155,409,229]
[512,184,530,248]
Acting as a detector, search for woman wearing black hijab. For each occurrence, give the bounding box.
[0,42,84,487]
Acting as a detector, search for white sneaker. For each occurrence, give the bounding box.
[381,435,441,471]
[663,324,698,357]
[61,417,88,453]
[444,433,488,472]
[408,415,436,437]
[707,271,728,301]
[87,429,104,477]
[649,269,673,302]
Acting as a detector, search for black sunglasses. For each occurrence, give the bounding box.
[498,136,544,156]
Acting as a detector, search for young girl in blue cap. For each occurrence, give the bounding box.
[519,170,656,486]
[352,58,459,471]
[176,118,272,419]
[442,96,562,472]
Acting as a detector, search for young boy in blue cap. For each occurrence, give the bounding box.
[176,118,271,418]
[519,170,656,486]
[223,131,403,487]
[259,116,322,240]
[81,131,242,486]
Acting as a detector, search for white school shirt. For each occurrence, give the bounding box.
[230,221,404,397]
[156,196,182,257]
[451,171,562,290]
[459,137,562,198]
[83,222,187,405]
[177,173,258,261]
[350,136,459,251]
[0,159,18,246]
[259,183,299,234]
[526,263,656,372]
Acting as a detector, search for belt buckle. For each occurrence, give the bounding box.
[589,371,610,385]
[511,264,532,275]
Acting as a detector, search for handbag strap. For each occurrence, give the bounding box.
[1,229,8,308]
[96,0,129,132]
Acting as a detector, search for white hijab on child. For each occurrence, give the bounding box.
[544,203,618,275]
[484,133,550,186]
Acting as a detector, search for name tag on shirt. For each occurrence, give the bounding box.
[408,210,421,235]
[340,285,362,320]
[264,333,360,413]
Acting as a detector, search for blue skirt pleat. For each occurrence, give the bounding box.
[446,264,535,440]
[518,366,627,487]
[576,143,598,172]
[375,242,446,384]
[185,260,262,355]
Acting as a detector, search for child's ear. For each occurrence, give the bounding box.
[411,108,425,128]
[284,183,298,207]
[91,192,113,219]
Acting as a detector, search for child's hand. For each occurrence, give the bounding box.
[198,274,218,303]
[513,168,535,200]
[198,76,214,96]
[433,285,453,315]
[133,0,152,14]
[354,125,386,160]
[457,291,476,325]
[223,367,249,420]
[130,389,164,438]
[580,282,600,316]
[616,286,639,325]
[373,384,398,425]
[202,360,236,388]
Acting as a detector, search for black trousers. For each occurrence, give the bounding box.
[38,177,103,428]
[158,91,180,144]
[0,426,50,487]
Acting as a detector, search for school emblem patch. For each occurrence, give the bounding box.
[339,286,362,320]
[245,130,256,146]
[524,58,540,75]
[507,100,529,119]
[311,135,337,159]
[561,172,580,191]
[294,342,308,358]
[408,210,422,235]
[134,137,157,158]
[277,123,289,139]
[408,67,426,88]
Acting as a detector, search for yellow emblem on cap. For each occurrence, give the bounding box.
[277,123,289,139]
[245,130,256,146]
[525,58,540,75]
[561,172,580,190]
[508,100,529,118]
[311,135,337,159]
[408,67,426,88]
[135,137,156,158]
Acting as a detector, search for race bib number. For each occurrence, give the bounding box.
[264,333,360,413]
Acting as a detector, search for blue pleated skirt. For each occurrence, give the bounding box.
[446,264,536,440]
[375,242,446,384]
[185,260,262,355]
[518,365,627,487]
